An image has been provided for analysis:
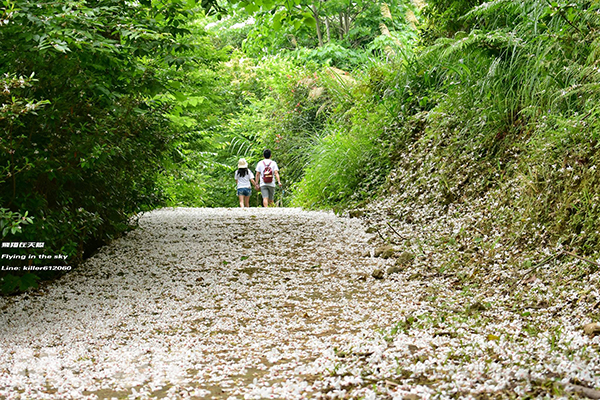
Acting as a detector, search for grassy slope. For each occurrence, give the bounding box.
[293,4,600,394]
[333,4,600,379]
[295,1,600,259]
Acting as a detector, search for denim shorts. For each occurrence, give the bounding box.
[237,187,252,196]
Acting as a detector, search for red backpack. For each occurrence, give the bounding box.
[262,161,274,184]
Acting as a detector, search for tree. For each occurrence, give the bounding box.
[420,0,486,42]
[232,0,417,50]
[0,0,204,268]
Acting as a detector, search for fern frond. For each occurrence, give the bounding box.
[411,0,425,10]
[463,0,520,20]
[422,29,525,63]
[380,22,391,36]
[406,10,418,29]
[381,3,392,20]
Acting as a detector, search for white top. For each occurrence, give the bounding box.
[234,169,254,189]
[256,159,279,187]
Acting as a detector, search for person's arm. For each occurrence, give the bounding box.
[275,170,282,187]
[254,170,260,189]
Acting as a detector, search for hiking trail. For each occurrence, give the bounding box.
[1,208,599,399]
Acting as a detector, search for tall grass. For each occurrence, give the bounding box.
[292,117,389,208]
[290,60,395,208]
[372,0,600,253]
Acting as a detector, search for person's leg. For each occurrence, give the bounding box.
[261,186,270,207]
[238,194,245,208]
[268,186,276,207]
[244,195,250,207]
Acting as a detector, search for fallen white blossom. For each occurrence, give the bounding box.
[0,207,598,399]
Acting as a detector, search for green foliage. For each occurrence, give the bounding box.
[153,19,236,208]
[216,0,599,257]
[218,0,419,63]
[421,0,486,42]
[292,43,368,70]
[0,0,201,278]
[190,0,423,208]
[1,273,40,295]
[271,64,394,208]
[156,47,291,207]
[2,0,595,295]
[372,0,600,255]
[0,208,33,238]
[293,111,390,208]
[217,56,307,205]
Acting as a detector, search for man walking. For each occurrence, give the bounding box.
[255,149,282,207]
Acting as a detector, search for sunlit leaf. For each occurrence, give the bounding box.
[245,3,260,13]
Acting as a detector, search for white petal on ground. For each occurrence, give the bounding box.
[0,207,598,399]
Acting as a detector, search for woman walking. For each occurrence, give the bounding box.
[234,158,256,208]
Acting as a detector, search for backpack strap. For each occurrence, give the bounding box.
[262,161,271,173]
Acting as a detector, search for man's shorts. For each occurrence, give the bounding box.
[237,187,252,196]
[260,185,275,200]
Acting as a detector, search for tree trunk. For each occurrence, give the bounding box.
[289,34,298,49]
[325,17,331,43]
[339,12,344,39]
[344,12,350,36]
[311,4,323,47]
